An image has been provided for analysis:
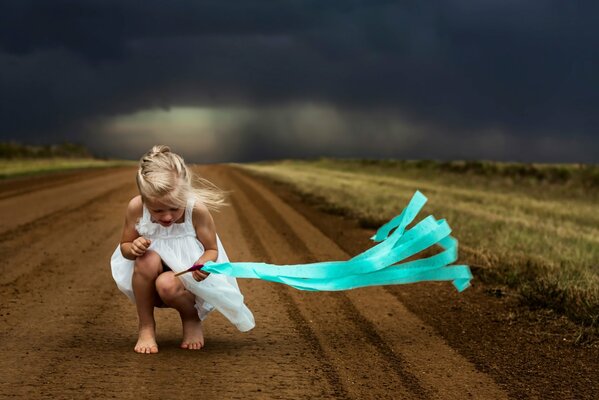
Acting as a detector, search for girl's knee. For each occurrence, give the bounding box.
[134,250,162,278]
[155,272,183,300]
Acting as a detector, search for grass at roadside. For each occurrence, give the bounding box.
[0,158,135,179]
[235,159,599,338]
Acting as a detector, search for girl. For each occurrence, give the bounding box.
[110,145,255,354]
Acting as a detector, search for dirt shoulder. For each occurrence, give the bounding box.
[234,166,599,399]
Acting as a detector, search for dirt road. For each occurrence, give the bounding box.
[0,165,595,399]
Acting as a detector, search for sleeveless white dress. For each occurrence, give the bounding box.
[110,198,255,332]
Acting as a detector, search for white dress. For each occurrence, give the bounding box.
[110,198,255,332]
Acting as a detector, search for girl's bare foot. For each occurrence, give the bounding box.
[180,317,204,350]
[135,325,159,354]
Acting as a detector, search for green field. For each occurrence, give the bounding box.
[0,158,135,179]
[236,159,599,333]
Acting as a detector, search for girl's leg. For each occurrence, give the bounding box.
[132,250,163,354]
[155,272,205,350]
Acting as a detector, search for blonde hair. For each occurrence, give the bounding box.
[136,145,229,212]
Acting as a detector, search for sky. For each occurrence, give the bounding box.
[1,1,598,163]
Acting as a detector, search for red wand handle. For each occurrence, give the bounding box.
[174,264,204,277]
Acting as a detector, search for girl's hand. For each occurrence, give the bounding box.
[192,265,210,282]
[131,237,151,257]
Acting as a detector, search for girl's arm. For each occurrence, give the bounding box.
[191,202,219,281]
[119,196,149,260]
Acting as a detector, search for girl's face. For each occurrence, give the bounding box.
[145,197,185,227]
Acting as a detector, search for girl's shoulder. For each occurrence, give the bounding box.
[126,195,144,221]
[190,200,214,227]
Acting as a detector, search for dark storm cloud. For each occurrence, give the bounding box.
[0,0,598,161]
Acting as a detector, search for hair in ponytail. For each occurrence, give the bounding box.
[136,145,229,212]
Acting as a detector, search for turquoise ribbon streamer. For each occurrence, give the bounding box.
[202,191,472,292]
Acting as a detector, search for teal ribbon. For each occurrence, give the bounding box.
[202,191,472,292]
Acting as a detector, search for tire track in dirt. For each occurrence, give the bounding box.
[225,167,430,399]
[226,165,510,400]
[228,190,349,399]
[0,167,135,236]
[229,167,430,393]
[0,182,128,250]
[198,165,345,399]
[0,167,131,201]
[0,181,133,285]
[0,180,143,398]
